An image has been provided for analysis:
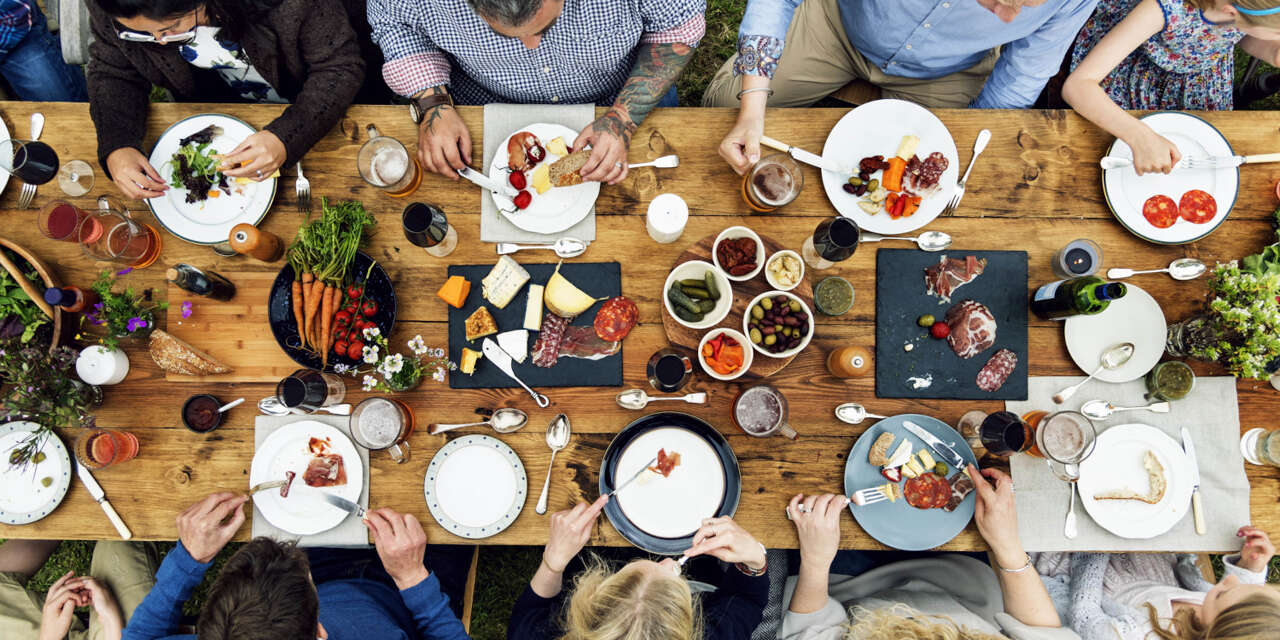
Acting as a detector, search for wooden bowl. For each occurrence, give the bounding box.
[0,237,63,352]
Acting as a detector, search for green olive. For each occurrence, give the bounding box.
[760,298,773,311]
[749,328,762,344]
[847,177,862,187]
[789,300,801,313]
[764,334,777,346]
[41,477,52,488]
[867,178,879,191]
[8,450,20,465]
[774,324,784,333]
[33,452,45,464]
[917,314,935,327]
[751,306,764,320]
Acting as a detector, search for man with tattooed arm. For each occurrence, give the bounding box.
[368,0,705,185]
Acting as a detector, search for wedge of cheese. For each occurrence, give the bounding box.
[481,256,530,309]
[531,163,551,194]
[459,348,482,375]
[547,137,569,157]
[916,449,936,471]
[496,329,528,364]
[544,262,603,317]
[464,306,498,342]
[524,284,544,331]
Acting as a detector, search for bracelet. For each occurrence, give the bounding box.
[736,542,769,577]
[996,553,1032,573]
[736,87,774,101]
[539,557,564,574]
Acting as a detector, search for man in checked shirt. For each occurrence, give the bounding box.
[368,0,705,185]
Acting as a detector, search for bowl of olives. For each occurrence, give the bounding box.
[742,290,813,359]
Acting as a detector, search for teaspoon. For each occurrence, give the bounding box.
[1053,342,1134,403]
[615,389,708,410]
[496,237,588,258]
[1080,399,1171,420]
[1106,258,1206,281]
[858,230,953,252]
[1063,463,1080,540]
[428,407,529,435]
[834,403,888,425]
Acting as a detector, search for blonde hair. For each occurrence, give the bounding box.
[1145,591,1280,640]
[558,555,699,640]
[842,604,1011,640]
[1187,0,1280,27]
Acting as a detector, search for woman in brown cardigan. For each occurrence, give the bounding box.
[87,0,367,199]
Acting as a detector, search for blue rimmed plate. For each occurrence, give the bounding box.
[0,421,71,525]
[425,435,526,539]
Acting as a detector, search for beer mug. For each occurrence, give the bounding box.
[358,125,421,197]
[731,384,798,439]
[350,397,414,463]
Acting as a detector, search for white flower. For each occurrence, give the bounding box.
[362,326,381,340]
[385,353,405,374]
[361,375,378,391]
[362,344,380,364]
[333,363,351,374]
[432,366,446,382]
[429,347,445,358]
[408,335,428,356]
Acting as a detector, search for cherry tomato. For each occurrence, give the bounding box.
[342,303,357,315]
[335,309,353,324]
[348,340,365,361]
[348,330,361,343]
[346,285,363,300]
[513,190,532,210]
[930,321,950,339]
[509,170,527,190]
[334,340,349,355]
[361,300,378,317]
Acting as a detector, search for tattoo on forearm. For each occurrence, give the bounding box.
[614,42,694,126]
[414,85,453,134]
[592,107,637,147]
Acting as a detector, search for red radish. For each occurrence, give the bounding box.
[514,191,532,210]
[509,170,527,190]
[930,321,950,339]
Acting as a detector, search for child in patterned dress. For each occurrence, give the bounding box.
[1063,0,1280,175]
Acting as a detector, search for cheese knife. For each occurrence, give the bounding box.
[759,135,853,176]
[1100,152,1280,171]
[1181,427,1205,535]
[482,338,550,407]
[457,166,519,199]
[74,460,132,540]
[321,492,367,520]
[902,421,970,477]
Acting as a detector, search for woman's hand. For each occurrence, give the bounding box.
[221,131,286,180]
[1126,124,1181,176]
[80,576,124,635]
[38,572,87,640]
[718,111,764,175]
[106,148,168,199]
[788,493,847,569]
[543,495,608,573]
[1237,525,1275,573]
[971,465,1026,569]
[686,516,766,570]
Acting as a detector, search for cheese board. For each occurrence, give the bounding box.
[660,232,814,379]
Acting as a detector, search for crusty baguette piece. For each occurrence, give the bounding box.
[1093,450,1166,505]
[868,432,896,466]
[149,329,231,376]
[548,150,590,187]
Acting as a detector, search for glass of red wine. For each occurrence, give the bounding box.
[0,138,59,185]
[980,411,1034,457]
[801,216,860,270]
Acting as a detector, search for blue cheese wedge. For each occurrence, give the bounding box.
[496,329,528,364]
[524,284,544,331]
[481,256,530,309]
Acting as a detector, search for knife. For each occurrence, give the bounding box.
[609,457,658,498]
[1181,427,1206,535]
[482,338,550,407]
[902,421,970,477]
[759,135,853,176]
[74,460,132,540]
[1100,152,1280,171]
[321,492,367,520]
[457,166,519,199]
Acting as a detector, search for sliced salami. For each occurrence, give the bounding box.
[905,473,950,510]
[1178,189,1217,224]
[906,152,949,197]
[976,348,1018,392]
[531,312,569,368]
[1142,195,1178,229]
[594,296,638,341]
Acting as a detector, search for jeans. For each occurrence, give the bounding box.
[656,85,679,108]
[0,6,87,101]
[305,545,474,619]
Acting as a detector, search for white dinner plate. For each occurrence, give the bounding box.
[0,114,10,198]
[487,122,599,234]
[147,113,276,245]
[1064,284,1166,383]
[424,435,526,539]
[0,421,71,525]
[1102,112,1237,245]
[613,427,726,539]
[1077,423,1192,539]
[821,99,958,235]
[249,421,364,536]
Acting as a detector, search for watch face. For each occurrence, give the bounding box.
[409,102,422,124]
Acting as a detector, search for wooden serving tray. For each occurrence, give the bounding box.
[660,232,814,379]
[165,271,299,383]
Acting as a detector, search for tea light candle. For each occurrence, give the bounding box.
[646,193,688,244]
[76,346,129,385]
[1052,239,1102,279]
[1271,373,1280,391]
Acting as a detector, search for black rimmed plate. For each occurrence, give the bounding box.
[268,251,396,372]
[600,412,740,554]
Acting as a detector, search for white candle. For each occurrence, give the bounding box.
[646,193,688,244]
[76,346,130,385]
[1271,373,1280,391]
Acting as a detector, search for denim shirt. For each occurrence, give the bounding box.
[734,0,1098,108]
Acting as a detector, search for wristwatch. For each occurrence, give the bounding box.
[409,91,454,124]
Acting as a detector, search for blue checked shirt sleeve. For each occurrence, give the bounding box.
[368,0,451,97]
[734,0,804,78]
[0,0,33,55]
[971,0,1098,108]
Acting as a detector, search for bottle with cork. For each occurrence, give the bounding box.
[167,264,236,301]
[43,285,100,313]
[228,223,284,262]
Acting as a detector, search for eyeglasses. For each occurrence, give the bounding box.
[116,29,196,44]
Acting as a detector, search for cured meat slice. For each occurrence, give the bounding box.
[303,454,347,488]
[1178,189,1216,224]
[648,448,682,477]
[943,473,975,512]
[944,300,997,359]
[594,296,638,341]
[924,254,987,303]
[906,151,949,197]
[977,348,1018,392]
[557,325,621,360]
[1142,195,1178,229]
[904,474,949,510]
[531,312,570,368]
[280,471,296,498]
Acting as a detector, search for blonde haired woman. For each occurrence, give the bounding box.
[781,466,1081,640]
[509,495,771,639]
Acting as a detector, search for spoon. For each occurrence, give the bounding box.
[536,414,571,515]
[1053,342,1135,403]
[628,155,679,169]
[857,230,953,252]
[428,407,529,435]
[615,389,707,410]
[1107,258,1206,281]
[1063,463,1080,540]
[1080,399,1171,420]
[495,237,588,259]
[218,398,245,413]
[834,403,889,425]
[257,397,353,416]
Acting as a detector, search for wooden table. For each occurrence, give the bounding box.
[1,102,1277,551]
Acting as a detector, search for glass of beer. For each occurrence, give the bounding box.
[742,153,803,212]
[358,125,421,197]
[74,428,139,469]
[731,384,797,439]
[350,397,414,464]
[1035,411,1096,477]
[78,197,162,268]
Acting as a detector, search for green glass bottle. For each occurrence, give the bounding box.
[1030,276,1126,320]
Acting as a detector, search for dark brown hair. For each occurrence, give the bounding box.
[197,537,319,640]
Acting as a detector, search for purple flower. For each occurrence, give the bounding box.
[115,267,133,276]
[126,317,148,333]
[181,301,193,319]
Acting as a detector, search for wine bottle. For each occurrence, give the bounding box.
[166,265,236,301]
[1031,276,1126,320]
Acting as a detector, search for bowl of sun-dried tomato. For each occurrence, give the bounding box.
[712,226,765,282]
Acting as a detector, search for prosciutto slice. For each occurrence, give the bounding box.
[303,454,347,488]
[924,254,986,304]
[944,300,996,359]
[531,313,570,368]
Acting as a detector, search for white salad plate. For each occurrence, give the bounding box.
[424,435,526,539]
[821,99,958,235]
[1064,284,1166,383]
[1102,112,1236,245]
[0,115,10,198]
[249,421,364,536]
[1077,423,1193,539]
[0,421,71,525]
[147,113,276,245]
[488,122,599,235]
[613,427,727,539]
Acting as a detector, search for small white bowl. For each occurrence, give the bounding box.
[697,328,753,381]
[742,290,815,359]
[712,226,765,282]
[764,250,804,292]
[662,260,734,330]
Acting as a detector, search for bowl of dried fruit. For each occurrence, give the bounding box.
[712,226,764,282]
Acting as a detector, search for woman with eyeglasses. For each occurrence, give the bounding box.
[509,495,771,639]
[85,0,366,199]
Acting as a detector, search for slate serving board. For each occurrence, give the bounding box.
[447,261,622,389]
[874,249,1028,400]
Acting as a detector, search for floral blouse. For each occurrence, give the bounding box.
[178,27,286,104]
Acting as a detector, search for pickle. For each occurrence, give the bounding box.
[703,272,720,300]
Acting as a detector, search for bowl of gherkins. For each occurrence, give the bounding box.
[663,260,734,330]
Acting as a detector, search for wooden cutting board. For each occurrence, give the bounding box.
[165,271,300,383]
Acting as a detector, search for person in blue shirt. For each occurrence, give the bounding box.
[706,0,1099,174]
[0,0,87,101]
[122,492,472,640]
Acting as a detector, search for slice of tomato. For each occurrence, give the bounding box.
[1142,194,1178,229]
[1178,189,1217,224]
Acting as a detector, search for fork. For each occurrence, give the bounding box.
[849,485,893,506]
[940,128,990,217]
[17,113,45,210]
[295,161,311,214]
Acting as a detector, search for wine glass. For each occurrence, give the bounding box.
[58,160,95,196]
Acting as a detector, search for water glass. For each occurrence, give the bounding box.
[350,397,414,464]
[1241,428,1280,467]
[402,202,456,257]
[358,125,421,197]
[74,428,139,469]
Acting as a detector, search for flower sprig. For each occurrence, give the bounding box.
[332,328,453,392]
[1193,260,1280,380]
[88,269,169,350]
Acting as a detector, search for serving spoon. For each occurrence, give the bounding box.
[1053,342,1134,404]
[536,414,571,515]
[857,230,953,252]
[615,389,707,410]
[1080,399,1171,420]
[496,237,588,258]
[428,407,529,435]
[834,403,888,425]
[1106,258,1206,281]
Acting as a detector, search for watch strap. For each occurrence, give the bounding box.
[414,92,453,114]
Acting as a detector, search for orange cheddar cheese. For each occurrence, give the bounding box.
[437,275,471,308]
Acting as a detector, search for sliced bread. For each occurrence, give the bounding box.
[149,329,232,376]
[868,432,896,466]
[548,150,590,187]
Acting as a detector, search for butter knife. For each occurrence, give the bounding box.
[1180,427,1205,535]
[321,492,367,520]
[458,166,519,199]
[609,457,658,498]
[901,421,969,476]
[482,338,550,407]
[759,135,853,176]
[74,460,132,540]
